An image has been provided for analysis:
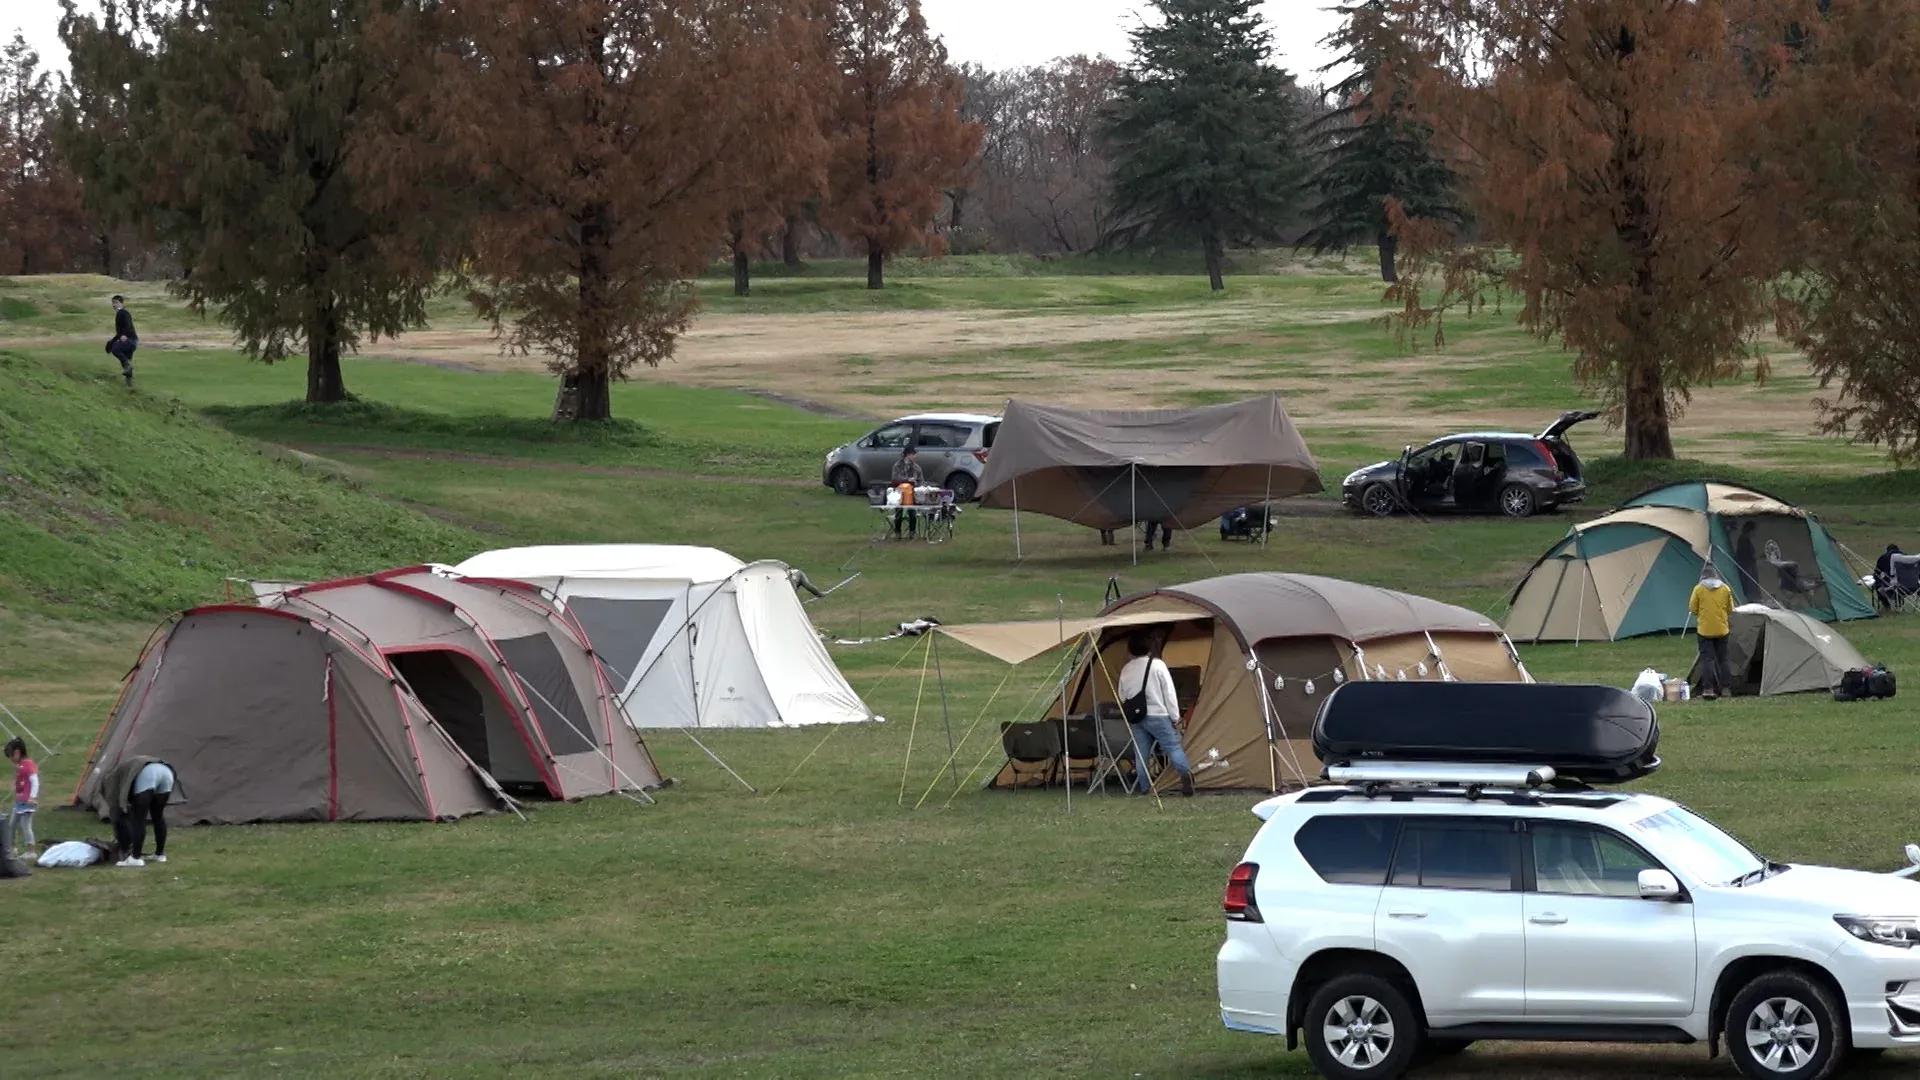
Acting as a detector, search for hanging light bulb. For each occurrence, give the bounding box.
[1374,664,1387,680]
[1416,661,1429,677]
[1331,668,1345,685]
[1273,674,1285,690]
[1396,669,1408,681]
[1304,678,1316,695]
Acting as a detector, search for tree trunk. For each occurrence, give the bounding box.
[1622,353,1675,460]
[97,231,113,277]
[1202,230,1225,292]
[781,214,801,267]
[867,242,884,290]
[949,187,967,233]
[564,204,615,422]
[305,297,349,404]
[729,211,750,297]
[1377,228,1398,283]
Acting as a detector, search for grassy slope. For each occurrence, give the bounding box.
[3,268,1920,1077]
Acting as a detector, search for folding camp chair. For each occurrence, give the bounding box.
[999,721,1063,787]
[1083,709,1141,793]
[1891,556,1920,615]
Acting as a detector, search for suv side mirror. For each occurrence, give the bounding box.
[1638,868,1682,901]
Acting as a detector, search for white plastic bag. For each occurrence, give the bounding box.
[37,840,106,868]
[1631,668,1666,704]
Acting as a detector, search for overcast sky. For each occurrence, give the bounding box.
[8,1,1348,84]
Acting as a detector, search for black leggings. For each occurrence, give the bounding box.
[116,790,170,858]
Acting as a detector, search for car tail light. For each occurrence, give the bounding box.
[1535,440,1561,478]
[1224,862,1262,922]
[972,449,989,463]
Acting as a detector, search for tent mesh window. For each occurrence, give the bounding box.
[566,597,675,689]
[495,634,596,756]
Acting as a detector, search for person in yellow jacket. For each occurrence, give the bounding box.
[1689,564,1736,699]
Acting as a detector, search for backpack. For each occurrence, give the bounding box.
[1121,660,1154,723]
[1834,668,1871,702]
[1869,665,1897,699]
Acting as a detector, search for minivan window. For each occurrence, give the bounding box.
[1389,820,1517,891]
[1294,815,1397,885]
[869,423,913,449]
[914,423,972,449]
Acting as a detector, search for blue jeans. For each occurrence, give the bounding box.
[1131,715,1191,793]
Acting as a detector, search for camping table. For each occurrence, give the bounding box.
[870,489,959,545]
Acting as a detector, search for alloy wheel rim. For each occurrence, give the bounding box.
[1322,994,1394,1070]
[1744,996,1819,1073]
[1502,488,1529,515]
[1364,487,1394,515]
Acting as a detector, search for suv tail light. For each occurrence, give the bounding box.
[972,448,989,463]
[1224,862,1262,923]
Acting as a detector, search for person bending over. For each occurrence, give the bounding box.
[102,756,178,868]
[1118,633,1194,796]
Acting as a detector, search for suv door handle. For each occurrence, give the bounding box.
[1529,914,1568,926]
[1386,910,1427,920]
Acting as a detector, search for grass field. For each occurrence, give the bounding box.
[3,259,1920,1077]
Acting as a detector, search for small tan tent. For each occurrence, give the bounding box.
[76,606,503,824]
[957,573,1530,793]
[263,567,661,800]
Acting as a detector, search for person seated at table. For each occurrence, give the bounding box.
[1877,544,1907,610]
[891,445,923,538]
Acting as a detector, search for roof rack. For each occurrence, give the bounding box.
[1310,758,1652,806]
[1326,761,1559,789]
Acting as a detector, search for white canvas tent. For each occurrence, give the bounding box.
[452,545,875,729]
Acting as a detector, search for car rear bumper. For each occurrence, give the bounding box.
[1546,480,1587,505]
[1218,929,1293,1038]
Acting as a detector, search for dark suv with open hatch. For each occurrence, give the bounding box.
[1341,411,1598,519]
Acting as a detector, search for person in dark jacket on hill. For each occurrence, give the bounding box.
[106,294,138,387]
[93,755,178,867]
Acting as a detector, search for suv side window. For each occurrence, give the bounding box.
[1294,815,1398,885]
[1388,819,1519,891]
[1529,822,1665,898]
[868,423,913,449]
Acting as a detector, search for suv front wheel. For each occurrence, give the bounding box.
[1303,973,1421,1079]
[1725,971,1849,1080]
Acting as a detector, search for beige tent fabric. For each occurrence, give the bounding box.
[975,395,1322,528]
[1573,506,1710,553]
[939,603,1211,665]
[75,608,499,824]
[1582,537,1677,637]
[1705,483,1802,516]
[1507,554,1611,642]
[990,573,1525,792]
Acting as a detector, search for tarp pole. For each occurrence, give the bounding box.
[1012,478,1022,560]
[932,632,955,770]
[1254,651,1277,793]
[1130,464,1138,567]
[1261,464,1273,548]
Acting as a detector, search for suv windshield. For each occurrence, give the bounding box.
[1627,807,1765,885]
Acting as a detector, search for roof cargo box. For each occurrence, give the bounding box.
[1311,682,1659,783]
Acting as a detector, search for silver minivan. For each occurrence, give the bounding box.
[822,413,1001,502]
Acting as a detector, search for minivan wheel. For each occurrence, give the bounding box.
[1498,483,1536,518]
[945,471,978,503]
[1360,484,1398,518]
[1303,974,1420,1080]
[1726,972,1848,1080]
[829,466,861,497]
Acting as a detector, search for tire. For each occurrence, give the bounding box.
[1302,973,1422,1080]
[1725,971,1849,1080]
[945,471,978,503]
[829,466,861,497]
[1360,483,1399,518]
[1498,483,1536,518]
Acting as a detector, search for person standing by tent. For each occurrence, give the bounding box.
[95,755,178,867]
[890,445,923,539]
[1118,632,1194,796]
[1143,519,1173,551]
[1689,565,1736,700]
[6,738,37,854]
[106,294,138,387]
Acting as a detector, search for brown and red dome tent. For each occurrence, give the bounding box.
[76,606,505,824]
[262,567,661,800]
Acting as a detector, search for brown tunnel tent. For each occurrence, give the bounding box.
[75,606,505,824]
[261,567,661,800]
[955,574,1531,793]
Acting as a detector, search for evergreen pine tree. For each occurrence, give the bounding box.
[1298,0,1461,283]
[1103,0,1307,291]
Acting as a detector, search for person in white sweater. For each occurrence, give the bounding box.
[1117,633,1194,796]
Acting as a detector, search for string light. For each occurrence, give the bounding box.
[1303,679,1316,695]
[1331,668,1345,685]
[1416,661,1429,677]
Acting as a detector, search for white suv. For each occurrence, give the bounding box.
[1217,765,1920,1079]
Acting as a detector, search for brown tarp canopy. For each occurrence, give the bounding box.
[975,395,1323,529]
[958,573,1530,793]
[75,606,504,824]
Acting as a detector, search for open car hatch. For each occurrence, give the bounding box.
[1539,409,1601,440]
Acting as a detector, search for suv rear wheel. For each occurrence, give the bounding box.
[1498,482,1536,518]
[944,471,978,503]
[829,466,861,497]
[1303,973,1421,1079]
[1725,971,1848,1080]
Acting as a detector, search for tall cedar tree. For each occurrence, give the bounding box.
[1297,1,1460,283]
[433,0,817,418]
[0,34,92,275]
[723,4,833,297]
[822,0,981,290]
[1386,0,1810,459]
[59,0,446,403]
[1774,0,1920,461]
[1103,0,1307,291]
[56,0,151,276]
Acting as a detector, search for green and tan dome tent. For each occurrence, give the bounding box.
[1506,481,1874,642]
